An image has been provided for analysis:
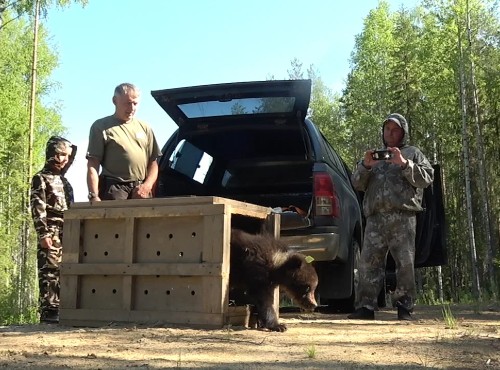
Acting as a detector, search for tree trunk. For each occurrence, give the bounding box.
[465,0,497,299]
[457,19,481,300]
[19,0,41,316]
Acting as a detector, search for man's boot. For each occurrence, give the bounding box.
[395,295,413,321]
[347,307,375,320]
[397,305,412,321]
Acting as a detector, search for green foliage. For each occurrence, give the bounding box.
[285,62,352,162]
[419,290,438,305]
[342,2,398,165]
[0,8,66,322]
[0,0,88,27]
[304,344,317,359]
[341,0,500,301]
[442,304,458,329]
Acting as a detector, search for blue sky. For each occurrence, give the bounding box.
[44,0,418,200]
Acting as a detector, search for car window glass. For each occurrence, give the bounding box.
[169,140,213,184]
[323,138,349,180]
[184,130,307,162]
[179,97,296,118]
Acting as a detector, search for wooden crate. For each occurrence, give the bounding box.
[60,196,278,328]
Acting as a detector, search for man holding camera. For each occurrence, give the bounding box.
[348,113,434,321]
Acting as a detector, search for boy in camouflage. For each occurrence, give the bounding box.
[30,136,76,323]
[348,113,434,321]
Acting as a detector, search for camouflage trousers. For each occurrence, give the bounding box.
[355,211,416,311]
[37,227,63,313]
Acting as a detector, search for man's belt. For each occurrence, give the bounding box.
[102,176,143,188]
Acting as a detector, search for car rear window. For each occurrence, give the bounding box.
[183,129,307,161]
[178,97,296,118]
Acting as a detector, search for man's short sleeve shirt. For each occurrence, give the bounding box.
[86,115,161,182]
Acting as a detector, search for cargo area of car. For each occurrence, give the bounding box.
[222,158,313,211]
[157,127,315,222]
[160,156,313,210]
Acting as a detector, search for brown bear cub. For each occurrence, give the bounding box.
[229,229,318,332]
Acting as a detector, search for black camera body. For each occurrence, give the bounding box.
[372,149,393,160]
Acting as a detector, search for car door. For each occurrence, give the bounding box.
[384,163,447,271]
[414,163,447,267]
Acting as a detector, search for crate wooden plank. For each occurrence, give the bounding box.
[62,219,81,261]
[60,275,78,310]
[264,212,281,238]
[200,214,226,264]
[70,195,268,210]
[69,196,272,219]
[60,218,81,310]
[78,275,123,310]
[122,276,133,311]
[201,276,227,315]
[226,306,252,327]
[59,307,251,328]
[79,218,128,263]
[206,213,227,316]
[122,218,135,311]
[60,309,228,328]
[134,216,207,263]
[133,276,206,311]
[64,203,227,220]
[61,263,223,276]
[123,218,135,263]
[201,211,231,315]
[264,213,281,315]
[70,274,227,311]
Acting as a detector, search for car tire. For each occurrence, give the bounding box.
[322,237,360,313]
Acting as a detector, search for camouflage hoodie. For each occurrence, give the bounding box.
[351,113,434,217]
[30,136,77,240]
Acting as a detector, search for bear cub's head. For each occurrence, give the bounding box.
[275,252,318,310]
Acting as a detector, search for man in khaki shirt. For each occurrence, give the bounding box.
[86,83,162,201]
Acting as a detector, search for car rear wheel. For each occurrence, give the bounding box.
[321,237,360,313]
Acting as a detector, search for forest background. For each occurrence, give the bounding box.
[0,0,499,323]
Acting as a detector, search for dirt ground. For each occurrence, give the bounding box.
[0,304,499,370]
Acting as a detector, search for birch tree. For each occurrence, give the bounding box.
[0,1,85,322]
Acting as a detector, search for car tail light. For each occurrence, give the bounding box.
[314,173,340,217]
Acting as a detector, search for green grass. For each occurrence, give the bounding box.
[176,350,182,368]
[441,304,458,329]
[304,344,317,359]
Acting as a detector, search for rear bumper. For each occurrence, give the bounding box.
[281,228,346,262]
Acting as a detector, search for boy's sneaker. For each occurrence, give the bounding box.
[40,309,59,324]
[347,307,375,320]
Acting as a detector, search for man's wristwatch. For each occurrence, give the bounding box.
[88,191,98,200]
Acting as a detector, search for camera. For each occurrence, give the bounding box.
[372,149,393,160]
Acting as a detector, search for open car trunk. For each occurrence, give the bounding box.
[156,134,315,232]
[153,79,317,233]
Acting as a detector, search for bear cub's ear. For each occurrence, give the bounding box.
[283,254,305,270]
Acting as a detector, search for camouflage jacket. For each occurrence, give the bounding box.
[351,145,434,217]
[30,167,74,240]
